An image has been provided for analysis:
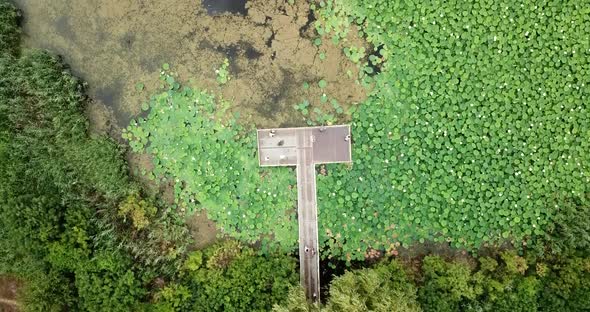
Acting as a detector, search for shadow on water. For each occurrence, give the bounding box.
[365,44,384,76]
[202,0,248,15]
[208,40,263,76]
[94,82,132,126]
[319,258,370,303]
[54,15,76,41]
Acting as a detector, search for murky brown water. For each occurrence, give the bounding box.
[13,0,367,135]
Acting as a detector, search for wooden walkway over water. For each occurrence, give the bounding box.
[257,125,352,301]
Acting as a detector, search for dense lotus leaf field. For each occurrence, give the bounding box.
[316,0,589,260]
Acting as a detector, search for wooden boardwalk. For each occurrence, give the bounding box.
[296,128,320,300]
[257,125,352,302]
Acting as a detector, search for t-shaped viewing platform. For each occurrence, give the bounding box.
[256,125,352,302]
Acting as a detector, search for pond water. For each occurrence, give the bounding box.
[202,0,247,15]
[13,0,366,135]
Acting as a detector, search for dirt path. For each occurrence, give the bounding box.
[0,275,21,312]
[0,297,19,307]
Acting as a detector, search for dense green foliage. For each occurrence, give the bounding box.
[0,0,20,56]
[542,192,590,256]
[273,260,422,312]
[417,253,590,312]
[538,256,590,311]
[325,261,421,312]
[310,0,590,260]
[125,71,298,252]
[275,253,590,312]
[0,4,192,310]
[152,241,298,312]
[418,253,540,312]
[0,48,145,311]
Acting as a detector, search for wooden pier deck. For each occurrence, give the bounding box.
[257,125,352,302]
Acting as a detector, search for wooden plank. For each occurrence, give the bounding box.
[258,147,298,166]
[311,126,352,164]
[296,129,320,302]
[258,125,351,165]
[256,125,352,302]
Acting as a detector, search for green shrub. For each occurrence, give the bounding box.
[470,252,540,312]
[417,254,540,312]
[182,241,298,312]
[74,249,147,312]
[274,254,588,312]
[95,201,191,277]
[418,256,480,312]
[272,287,319,312]
[19,269,77,312]
[538,256,590,311]
[542,194,590,257]
[0,0,20,55]
[326,260,421,312]
[118,193,158,231]
[151,283,192,312]
[0,29,189,311]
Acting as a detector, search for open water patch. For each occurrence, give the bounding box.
[202,0,248,16]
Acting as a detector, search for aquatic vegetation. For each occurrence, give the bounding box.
[343,46,364,64]
[312,0,350,45]
[294,99,310,115]
[312,0,372,87]
[127,0,589,262]
[135,82,145,92]
[313,0,590,260]
[216,58,231,85]
[125,71,298,252]
[294,95,345,126]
